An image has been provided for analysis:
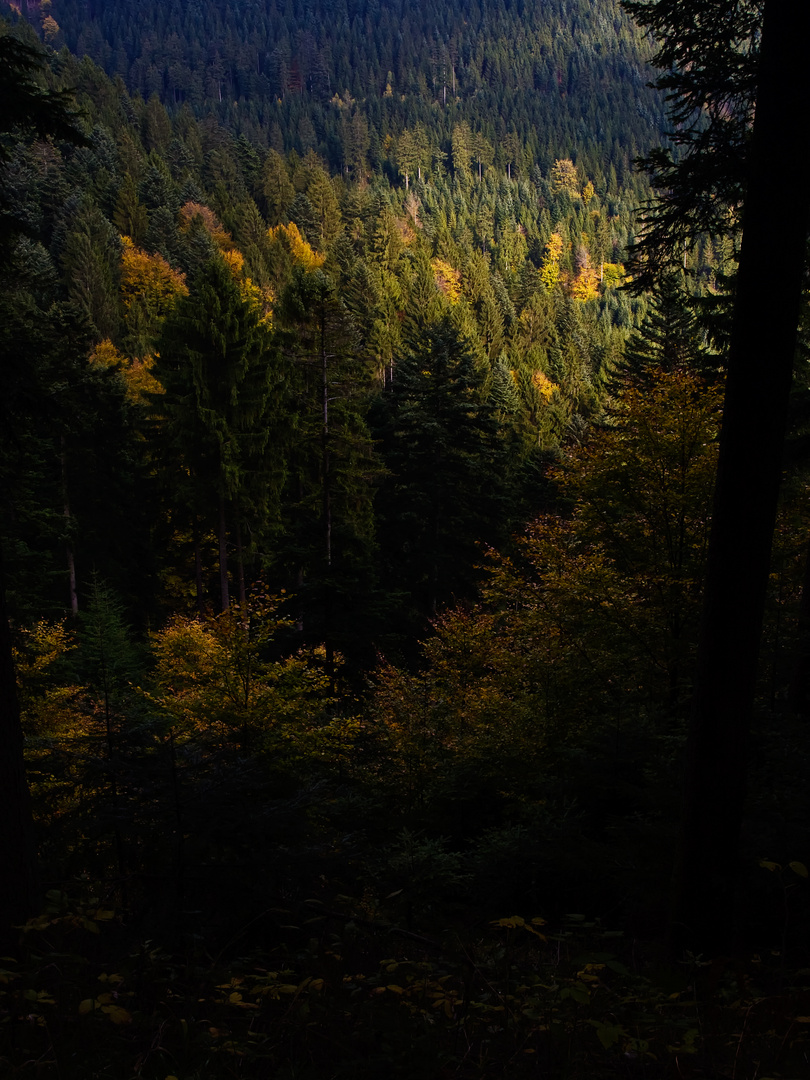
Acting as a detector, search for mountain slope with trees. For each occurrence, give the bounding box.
[45,0,664,185]
[3,1,810,1076]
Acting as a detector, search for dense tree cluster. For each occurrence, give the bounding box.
[0,10,654,645]
[3,3,810,1074]
[44,0,665,189]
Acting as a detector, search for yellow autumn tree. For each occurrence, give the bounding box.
[369,365,723,808]
[549,158,580,197]
[13,620,82,738]
[89,339,164,403]
[602,262,627,289]
[539,232,564,290]
[148,600,343,759]
[569,253,600,301]
[42,14,60,44]
[120,237,188,318]
[532,369,558,401]
[431,257,462,303]
[267,221,326,272]
[220,248,274,326]
[118,236,188,364]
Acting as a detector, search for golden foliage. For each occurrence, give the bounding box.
[88,338,124,370]
[370,366,723,781]
[431,258,461,303]
[532,369,558,401]
[539,232,563,290]
[89,340,164,402]
[42,15,60,43]
[221,248,245,278]
[213,248,274,325]
[119,237,188,314]
[13,621,85,740]
[240,278,274,327]
[267,221,326,270]
[125,355,164,400]
[550,158,580,196]
[148,601,337,754]
[570,264,600,302]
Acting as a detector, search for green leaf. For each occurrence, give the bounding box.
[789,861,808,879]
[101,1004,132,1024]
[593,1022,624,1049]
[606,960,630,975]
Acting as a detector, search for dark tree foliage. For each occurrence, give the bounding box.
[0,20,89,942]
[619,274,710,386]
[645,0,810,957]
[272,267,381,677]
[373,315,514,619]
[623,0,762,291]
[49,0,665,185]
[152,256,281,612]
[0,27,88,243]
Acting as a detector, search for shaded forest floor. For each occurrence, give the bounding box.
[4,721,810,1080]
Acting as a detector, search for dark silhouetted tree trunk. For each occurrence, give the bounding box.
[788,539,810,716]
[673,0,810,956]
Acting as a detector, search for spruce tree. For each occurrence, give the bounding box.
[273,266,379,678]
[374,315,512,618]
[620,274,709,386]
[153,256,283,611]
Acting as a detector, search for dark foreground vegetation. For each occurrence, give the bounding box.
[3,0,810,1075]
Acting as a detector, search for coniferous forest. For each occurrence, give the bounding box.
[2,0,810,1076]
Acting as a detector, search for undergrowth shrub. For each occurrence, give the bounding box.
[4,887,810,1079]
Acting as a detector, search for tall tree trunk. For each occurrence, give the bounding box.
[672,0,810,956]
[218,495,230,612]
[788,538,810,716]
[0,537,39,947]
[61,437,78,616]
[321,306,334,685]
[194,526,204,618]
[235,516,247,610]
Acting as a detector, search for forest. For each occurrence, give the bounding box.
[2,0,810,1076]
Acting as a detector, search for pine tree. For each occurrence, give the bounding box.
[374,315,512,617]
[0,23,89,942]
[620,274,708,386]
[273,266,379,677]
[153,256,283,611]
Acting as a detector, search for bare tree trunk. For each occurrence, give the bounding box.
[672,0,810,956]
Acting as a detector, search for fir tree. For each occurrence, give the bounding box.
[620,274,709,386]
[153,256,283,611]
[374,315,512,617]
